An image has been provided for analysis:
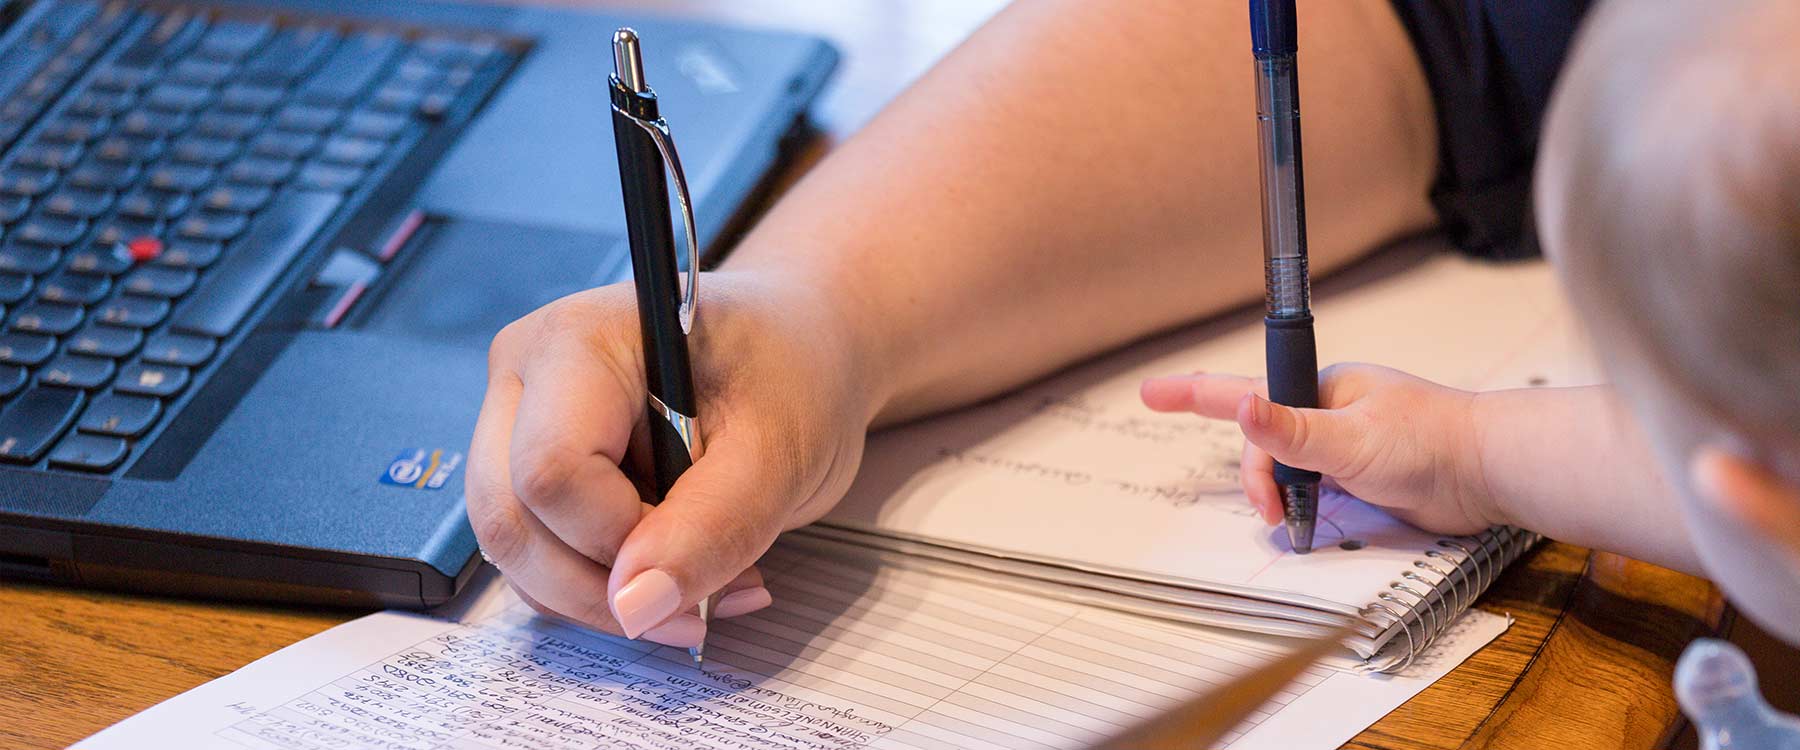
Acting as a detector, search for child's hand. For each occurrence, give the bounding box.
[1141,364,1501,536]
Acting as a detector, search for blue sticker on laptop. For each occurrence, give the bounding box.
[381,449,464,490]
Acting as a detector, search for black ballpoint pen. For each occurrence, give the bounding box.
[1249,0,1322,554]
[609,28,712,662]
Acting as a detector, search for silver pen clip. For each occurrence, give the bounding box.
[610,30,701,334]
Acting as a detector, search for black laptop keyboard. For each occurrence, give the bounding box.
[0,1,507,473]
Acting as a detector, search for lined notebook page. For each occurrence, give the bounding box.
[826,253,1596,614]
[79,545,1505,750]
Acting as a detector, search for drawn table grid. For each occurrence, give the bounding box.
[209,547,1329,750]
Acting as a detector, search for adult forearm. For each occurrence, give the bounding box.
[1474,386,1703,573]
[726,0,1438,425]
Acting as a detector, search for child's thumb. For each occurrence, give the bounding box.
[1235,393,1362,478]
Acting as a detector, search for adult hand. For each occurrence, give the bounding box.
[466,270,877,646]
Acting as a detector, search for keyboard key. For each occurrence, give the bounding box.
[93,134,163,164]
[47,432,127,471]
[0,167,55,197]
[92,217,160,248]
[13,214,87,247]
[67,324,141,358]
[38,354,115,389]
[0,386,84,463]
[195,18,274,62]
[241,26,337,85]
[171,191,340,337]
[174,211,249,242]
[275,103,341,133]
[156,240,221,270]
[294,162,364,193]
[66,159,141,190]
[114,361,188,398]
[248,130,318,160]
[368,84,423,113]
[66,246,130,276]
[0,366,23,397]
[78,391,161,437]
[119,110,191,139]
[37,272,109,305]
[146,163,215,192]
[41,186,115,220]
[115,11,207,68]
[13,140,84,170]
[0,274,30,303]
[92,296,168,328]
[416,90,457,121]
[121,265,196,298]
[66,89,135,119]
[0,243,60,274]
[198,184,271,213]
[144,83,214,113]
[39,116,108,144]
[0,195,26,224]
[217,82,284,112]
[90,64,155,92]
[0,332,56,366]
[343,110,408,141]
[224,157,295,186]
[170,135,239,166]
[11,302,84,335]
[317,135,386,167]
[192,111,260,141]
[117,187,190,220]
[297,32,399,105]
[142,332,215,367]
[167,58,235,87]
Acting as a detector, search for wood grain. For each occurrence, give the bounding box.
[0,1,1727,749]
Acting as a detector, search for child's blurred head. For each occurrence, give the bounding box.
[1537,0,1800,642]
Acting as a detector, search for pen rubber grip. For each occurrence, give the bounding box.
[648,402,696,502]
[1265,315,1321,487]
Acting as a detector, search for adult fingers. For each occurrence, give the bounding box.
[1239,440,1282,525]
[606,431,797,639]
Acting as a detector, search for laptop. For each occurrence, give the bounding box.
[0,0,837,607]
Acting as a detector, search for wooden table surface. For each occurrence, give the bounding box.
[0,1,1726,748]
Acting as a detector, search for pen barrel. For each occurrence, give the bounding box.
[1264,315,1321,489]
[611,81,699,422]
[647,404,696,499]
[1253,54,1310,319]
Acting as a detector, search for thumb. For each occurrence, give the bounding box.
[605,432,788,639]
[1236,393,1365,478]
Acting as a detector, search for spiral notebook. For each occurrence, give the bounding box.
[817,250,1590,670]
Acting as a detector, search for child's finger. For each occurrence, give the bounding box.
[1141,373,1265,419]
[1241,441,1282,525]
[1235,393,1364,478]
[1691,448,1800,557]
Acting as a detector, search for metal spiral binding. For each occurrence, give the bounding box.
[1355,526,1539,674]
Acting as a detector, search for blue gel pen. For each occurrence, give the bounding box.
[1250,0,1321,553]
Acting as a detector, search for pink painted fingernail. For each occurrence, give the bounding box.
[714,586,774,618]
[641,614,707,648]
[613,569,683,639]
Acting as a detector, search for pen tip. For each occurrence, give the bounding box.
[1287,518,1315,555]
[689,646,704,667]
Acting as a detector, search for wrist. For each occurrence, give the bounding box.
[707,257,900,431]
[1461,390,1517,529]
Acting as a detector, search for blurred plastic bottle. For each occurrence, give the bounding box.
[1676,638,1800,750]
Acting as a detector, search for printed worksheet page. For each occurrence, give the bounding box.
[78,544,1506,750]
